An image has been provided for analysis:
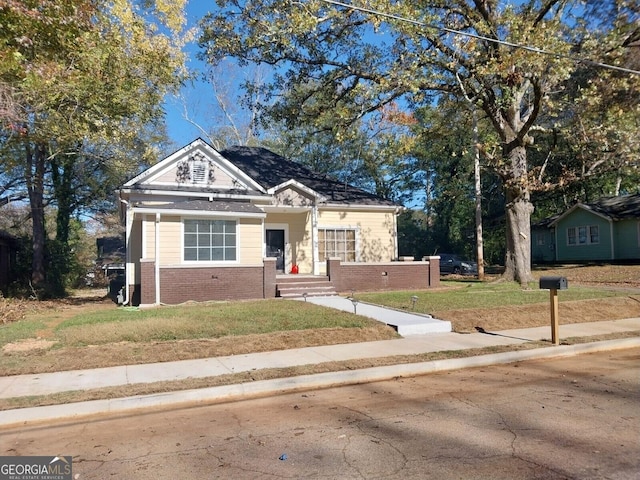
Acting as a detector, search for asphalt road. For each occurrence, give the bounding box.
[2,348,639,479]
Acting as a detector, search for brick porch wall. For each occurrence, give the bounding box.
[140,260,155,305]
[327,257,439,293]
[137,261,269,305]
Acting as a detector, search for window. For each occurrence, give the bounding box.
[319,228,356,262]
[578,226,587,244]
[536,233,545,246]
[184,219,236,261]
[567,225,599,246]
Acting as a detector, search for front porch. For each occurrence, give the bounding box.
[133,256,440,306]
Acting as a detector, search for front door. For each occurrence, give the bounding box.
[266,229,285,272]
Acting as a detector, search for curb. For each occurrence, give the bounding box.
[1,337,638,429]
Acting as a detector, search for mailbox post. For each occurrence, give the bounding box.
[539,276,568,345]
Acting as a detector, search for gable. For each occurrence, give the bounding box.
[273,185,316,207]
[551,193,640,227]
[124,139,264,193]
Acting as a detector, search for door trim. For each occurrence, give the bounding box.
[265,223,290,272]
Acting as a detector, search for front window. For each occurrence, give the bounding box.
[184,219,236,261]
[319,228,356,262]
[567,225,599,246]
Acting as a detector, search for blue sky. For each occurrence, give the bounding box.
[163,1,218,148]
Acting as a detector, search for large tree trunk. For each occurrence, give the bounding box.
[502,143,534,286]
[25,142,48,294]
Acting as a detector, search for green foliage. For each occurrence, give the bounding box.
[199,0,637,283]
[0,0,188,297]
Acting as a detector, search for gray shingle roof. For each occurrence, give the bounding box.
[582,193,640,220]
[220,146,397,207]
[135,199,265,215]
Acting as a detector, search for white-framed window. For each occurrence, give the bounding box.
[319,228,357,262]
[184,219,237,261]
[567,225,599,246]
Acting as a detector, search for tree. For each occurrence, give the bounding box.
[199,0,638,286]
[264,102,421,204]
[0,0,187,296]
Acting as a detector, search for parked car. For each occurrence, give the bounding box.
[438,253,478,275]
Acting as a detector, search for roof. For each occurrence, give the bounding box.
[550,193,640,226]
[133,199,265,215]
[219,146,397,207]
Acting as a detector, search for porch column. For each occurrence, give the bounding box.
[124,203,134,305]
[312,203,320,275]
[155,213,161,305]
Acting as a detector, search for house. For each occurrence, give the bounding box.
[0,230,18,295]
[531,215,559,263]
[118,139,440,306]
[531,193,640,263]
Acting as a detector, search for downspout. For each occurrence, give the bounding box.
[119,198,132,306]
[155,213,161,305]
[609,218,614,260]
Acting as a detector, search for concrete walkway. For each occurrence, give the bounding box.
[297,295,452,335]
[0,316,638,429]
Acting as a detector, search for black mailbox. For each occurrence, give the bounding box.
[539,276,568,290]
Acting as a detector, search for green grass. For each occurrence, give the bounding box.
[355,280,629,314]
[0,319,46,346]
[1,280,633,349]
[52,299,378,347]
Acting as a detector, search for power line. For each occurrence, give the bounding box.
[318,0,640,76]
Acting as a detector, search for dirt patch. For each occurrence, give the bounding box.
[2,339,57,353]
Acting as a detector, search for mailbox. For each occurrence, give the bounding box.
[539,276,568,290]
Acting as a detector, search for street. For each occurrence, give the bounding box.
[2,348,639,479]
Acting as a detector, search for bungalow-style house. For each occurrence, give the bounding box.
[531,193,640,263]
[118,139,439,306]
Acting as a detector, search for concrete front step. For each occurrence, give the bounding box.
[276,276,337,298]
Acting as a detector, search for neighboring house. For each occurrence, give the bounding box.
[532,193,640,263]
[118,139,440,306]
[531,215,559,263]
[0,230,18,295]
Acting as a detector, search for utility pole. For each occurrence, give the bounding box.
[472,109,485,280]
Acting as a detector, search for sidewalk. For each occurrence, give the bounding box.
[0,316,639,427]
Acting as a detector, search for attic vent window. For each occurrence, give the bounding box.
[176,152,215,184]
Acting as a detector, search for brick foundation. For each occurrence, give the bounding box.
[327,258,437,293]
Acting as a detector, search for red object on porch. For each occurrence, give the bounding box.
[291,264,299,274]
